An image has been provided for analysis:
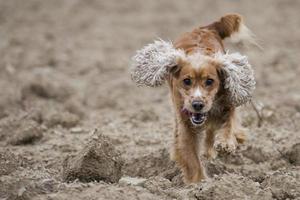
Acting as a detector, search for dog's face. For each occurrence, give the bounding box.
[131,40,255,126]
[171,57,221,126]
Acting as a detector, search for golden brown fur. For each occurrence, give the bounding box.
[168,14,247,183]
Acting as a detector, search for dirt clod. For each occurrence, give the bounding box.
[62,132,124,183]
[119,176,147,186]
[0,149,20,176]
[123,148,181,182]
[286,143,300,165]
[242,145,269,163]
[190,174,273,200]
[44,111,80,128]
[261,168,300,199]
[0,179,33,200]
[0,117,43,145]
[21,68,73,102]
[142,176,172,193]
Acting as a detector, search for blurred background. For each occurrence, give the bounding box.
[0,0,299,199]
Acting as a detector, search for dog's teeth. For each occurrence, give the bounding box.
[190,113,207,126]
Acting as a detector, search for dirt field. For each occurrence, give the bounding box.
[0,0,299,199]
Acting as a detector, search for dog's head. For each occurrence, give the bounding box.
[131,40,255,126]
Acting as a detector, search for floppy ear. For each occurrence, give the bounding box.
[131,40,184,87]
[215,52,256,107]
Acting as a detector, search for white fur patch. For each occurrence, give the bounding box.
[186,53,207,69]
[194,87,202,98]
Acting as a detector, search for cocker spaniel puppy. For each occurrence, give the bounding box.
[131,14,256,183]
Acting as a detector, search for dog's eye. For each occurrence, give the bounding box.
[183,78,192,86]
[205,79,214,86]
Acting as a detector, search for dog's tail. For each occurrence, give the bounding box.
[205,13,261,48]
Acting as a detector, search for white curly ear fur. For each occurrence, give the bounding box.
[131,40,184,87]
[215,52,256,107]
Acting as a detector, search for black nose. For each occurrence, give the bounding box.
[192,101,204,111]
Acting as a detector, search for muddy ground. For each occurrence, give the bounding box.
[0,0,299,199]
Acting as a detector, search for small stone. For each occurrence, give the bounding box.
[17,187,26,197]
[70,127,84,134]
[119,176,147,186]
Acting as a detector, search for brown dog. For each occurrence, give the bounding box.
[131,14,256,183]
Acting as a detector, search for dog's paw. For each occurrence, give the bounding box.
[214,134,237,155]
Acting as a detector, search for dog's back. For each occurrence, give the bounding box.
[174,14,255,55]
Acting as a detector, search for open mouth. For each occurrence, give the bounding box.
[181,108,207,126]
[190,112,207,126]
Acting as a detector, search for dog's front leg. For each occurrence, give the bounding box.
[172,126,206,183]
[205,128,217,159]
[213,109,239,154]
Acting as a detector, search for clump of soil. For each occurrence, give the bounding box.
[0,149,23,175]
[0,171,60,200]
[241,145,270,163]
[62,131,124,183]
[123,148,182,185]
[189,174,273,200]
[286,143,300,166]
[261,168,300,199]
[21,68,74,102]
[43,111,80,128]
[0,116,43,145]
[24,101,81,128]
[0,178,33,200]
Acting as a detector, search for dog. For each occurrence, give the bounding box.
[131,14,256,183]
